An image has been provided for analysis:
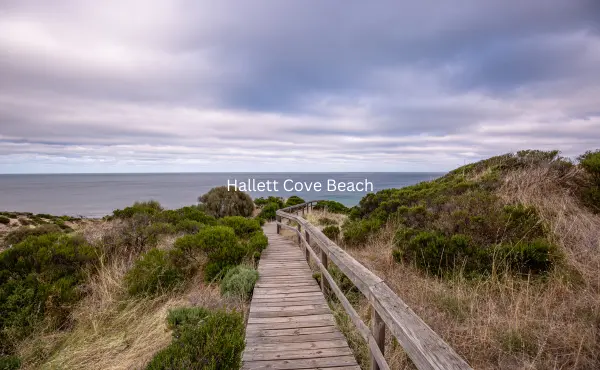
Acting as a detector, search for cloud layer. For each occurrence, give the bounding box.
[1,0,599,172]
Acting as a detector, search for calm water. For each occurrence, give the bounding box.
[0,173,443,218]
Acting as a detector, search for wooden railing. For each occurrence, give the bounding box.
[276,201,472,370]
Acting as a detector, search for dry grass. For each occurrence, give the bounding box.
[305,209,347,228]
[335,166,600,369]
[15,222,246,370]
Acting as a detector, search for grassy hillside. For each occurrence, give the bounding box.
[0,189,266,369]
[332,150,600,369]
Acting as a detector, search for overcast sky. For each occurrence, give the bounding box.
[1,0,599,173]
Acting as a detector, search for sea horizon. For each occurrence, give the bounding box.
[0,172,444,218]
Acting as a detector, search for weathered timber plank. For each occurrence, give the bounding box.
[245,326,338,337]
[243,347,353,361]
[242,355,358,370]
[243,339,349,351]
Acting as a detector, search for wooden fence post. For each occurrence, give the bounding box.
[276,215,281,234]
[320,248,329,295]
[305,230,311,263]
[370,308,385,370]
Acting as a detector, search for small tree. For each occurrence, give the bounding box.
[198,186,254,218]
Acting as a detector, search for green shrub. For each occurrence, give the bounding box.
[0,233,97,353]
[146,308,244,370]
[502,204,545,240]
[394,228,557,276]
[220,266,259,300]
[125,248,185,297]
[254,196,284,208]
[395,231,484,275]
[4,224,64,246]
[0,355,20,370]
[246,232,268,255]
[285,195,305,207]
[198,186,254,218]
[175,219,205,234]
[174,226,245,281]
[578,150,600,212]
[494,239,557,274]
[218,216,261,238]
[119,216,174,250]
[255,216,265,226]
[258,202,279,221]
[112,200,163,219]
[578,150,600,182]
[0,216,10,225]
[158,206,216,226]
[342,219,382,247]
[322,225,340,240]
[318,217,337,226]
[314,200,349,214]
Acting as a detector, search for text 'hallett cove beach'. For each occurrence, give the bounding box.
[227,178,374,192]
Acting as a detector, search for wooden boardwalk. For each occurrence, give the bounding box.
[242,223,360,370]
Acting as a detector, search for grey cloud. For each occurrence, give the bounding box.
[0,0,599,173]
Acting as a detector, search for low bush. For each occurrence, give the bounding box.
[158,206,216,226]
[174,226,245,281]
[146,307,245,370]
[314,200,349,214]
[220,266,259,300]
[578,150,600,212]
[0,216,10,225]
[198,186,254,218]
[322,225,341,240]
[254,196,284,208]
[125,248,185,297]
[246,232,268,256]
[218,216,261,238]
[0,233,97,354]
[342,219,382,247]
[112,200,163,219]
[285,195,305,207]
[0,355,20,370]
[175,219,205,234]
[495,239,558,275]
[393,228,557,276]
[258,202,279,221]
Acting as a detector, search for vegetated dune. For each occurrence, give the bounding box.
[1,190,265,370]
[335,150,600,369]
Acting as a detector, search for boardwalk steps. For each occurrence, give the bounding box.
[242,224,360,370]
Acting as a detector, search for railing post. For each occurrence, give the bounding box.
[305,230,311,263]
[276,215,281,234]
[320,248,329,295]
[370,308,385,370]
[297,223,302,245]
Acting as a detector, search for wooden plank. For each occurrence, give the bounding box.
[251,297,326,305]
[243,339,349,351]
[245,326,338,337]
[248,314,332,324]
[245,334,346,346]
[242,355,357,369]
[247,321,337,331]
[250,304,328,312]
[243,347,353,361]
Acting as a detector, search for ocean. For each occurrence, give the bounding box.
[0,173,443,218]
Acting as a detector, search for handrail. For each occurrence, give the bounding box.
[276,201,472,370]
